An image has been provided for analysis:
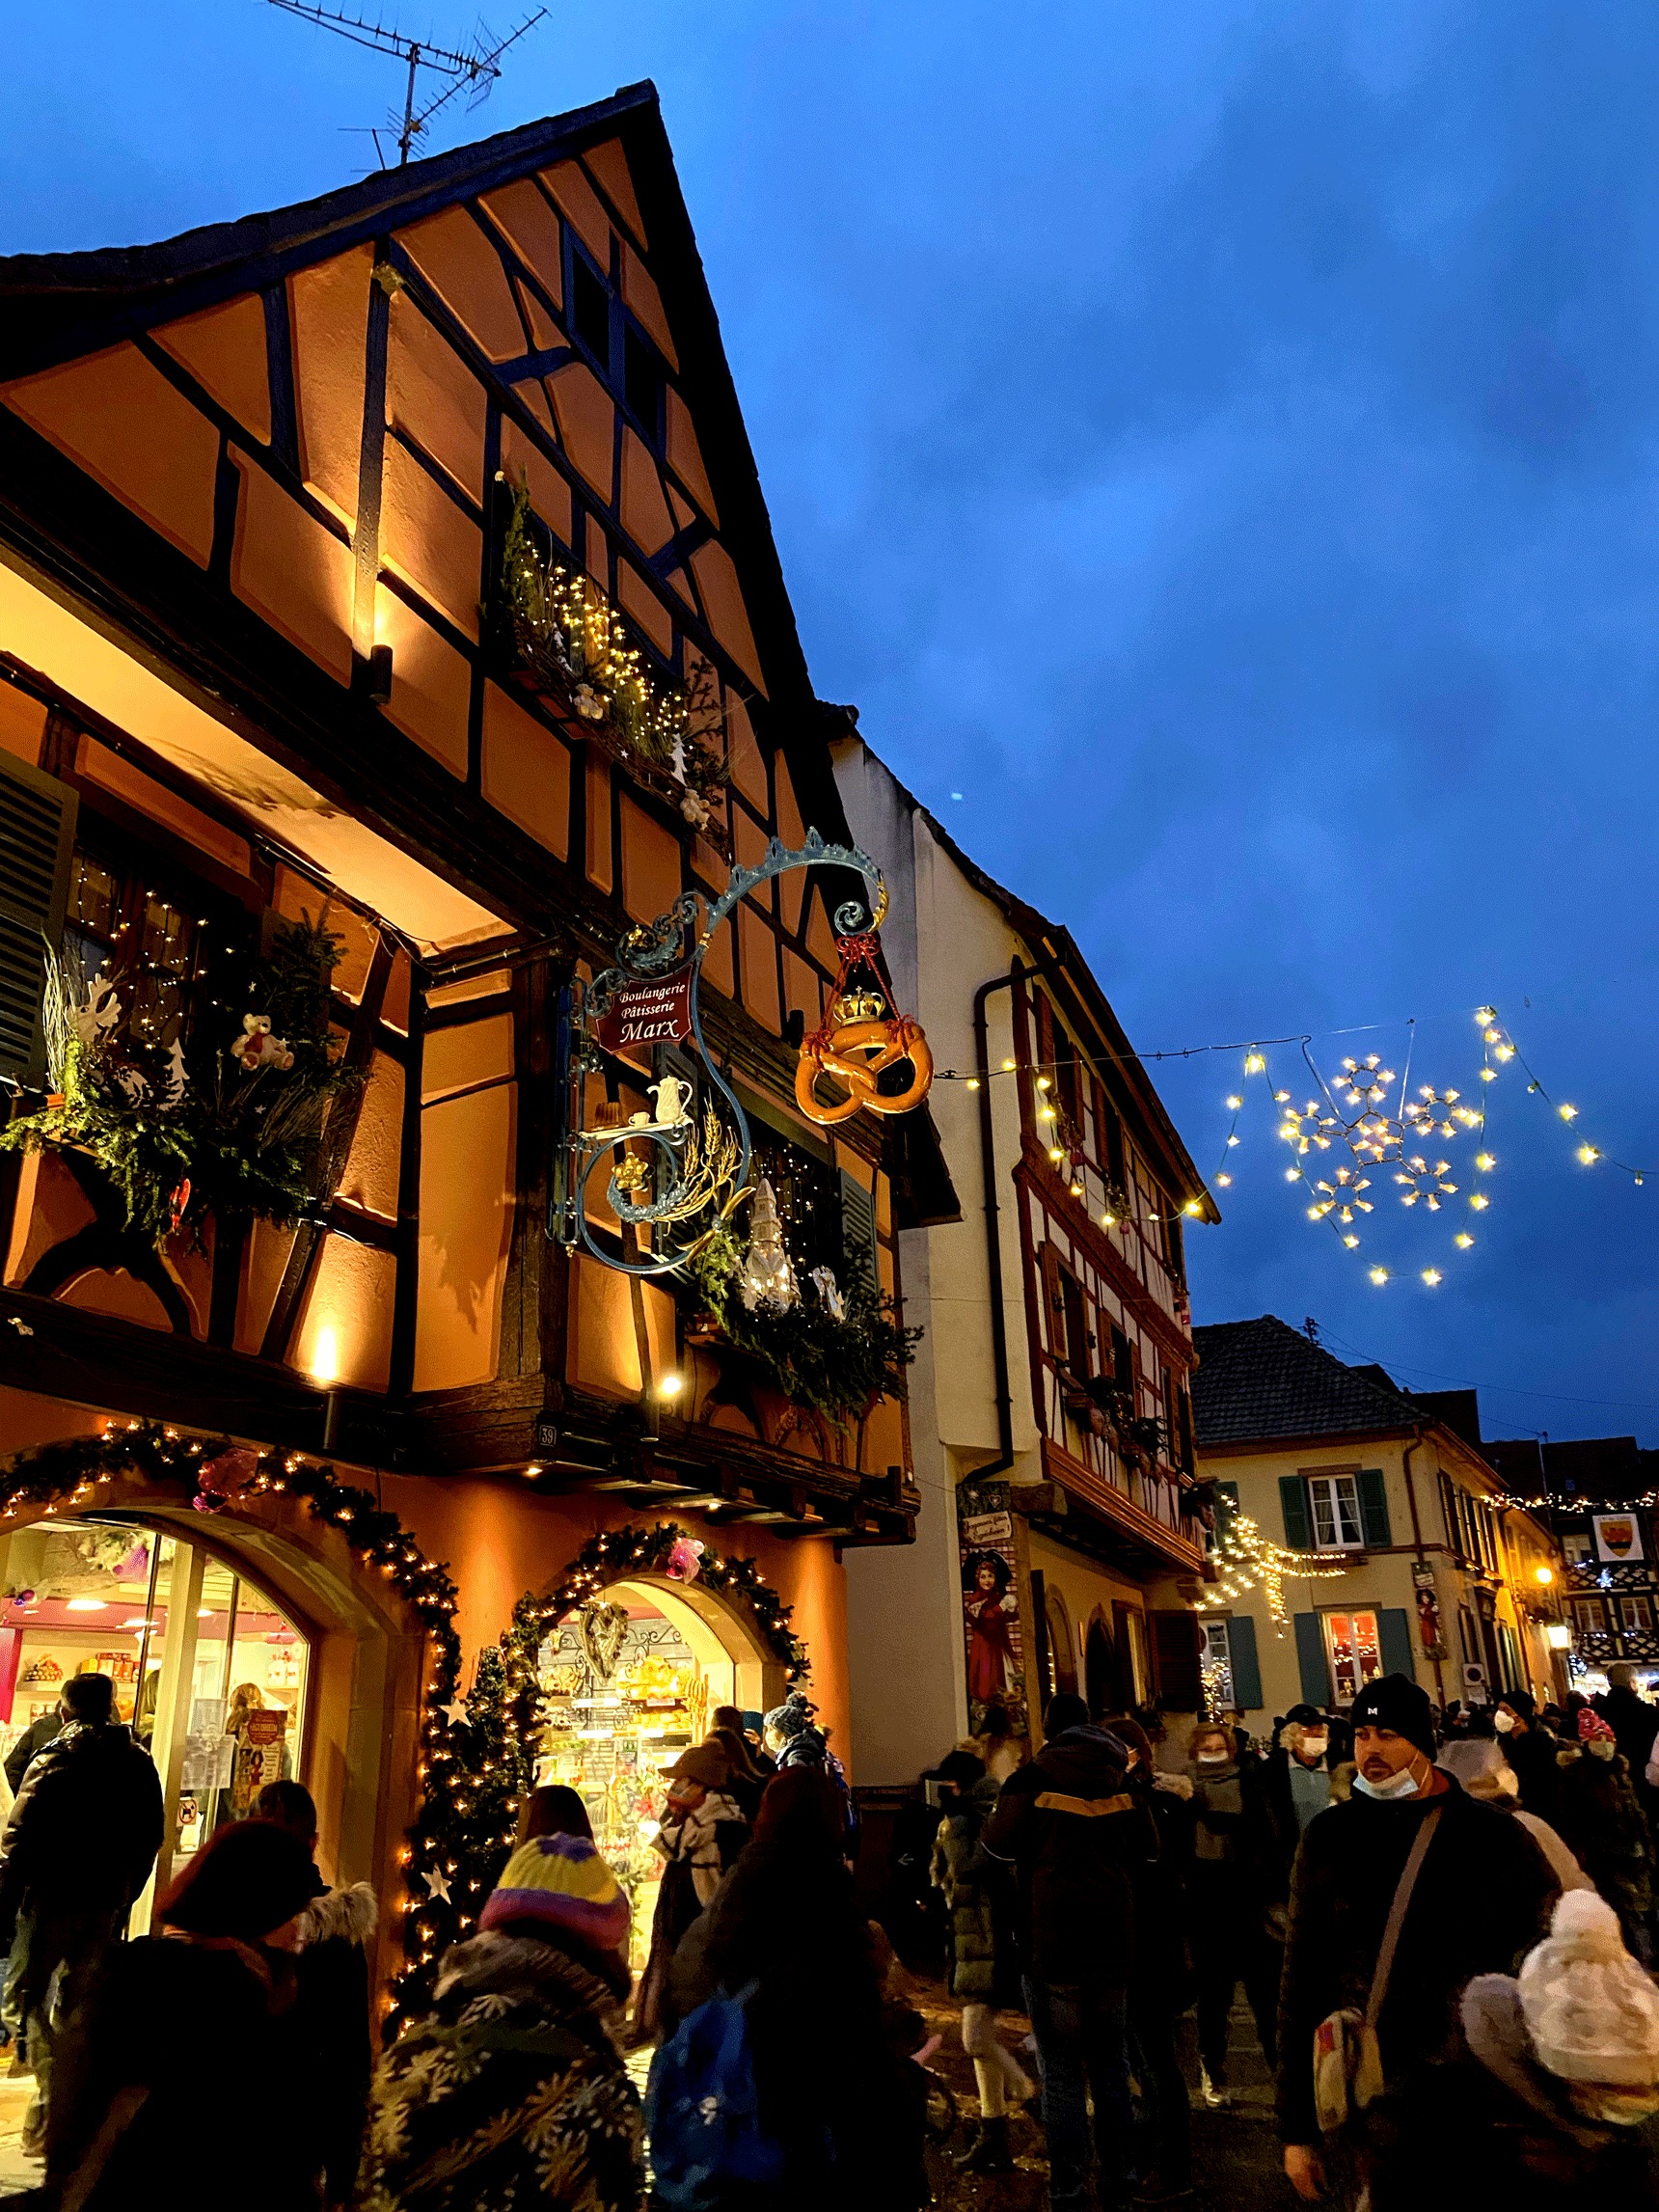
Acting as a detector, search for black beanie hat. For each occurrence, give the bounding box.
[1348,1673,1436,1761]
[1499,1688,1536,1724]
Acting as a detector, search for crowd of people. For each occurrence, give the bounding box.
[906,1668,1659,2212]
[2,1665,1659,2208]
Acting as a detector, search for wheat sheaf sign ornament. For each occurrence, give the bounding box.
[552,831,932,1278]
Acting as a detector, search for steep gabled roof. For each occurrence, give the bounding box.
[831,728,1213,1217]
[1191,1314,1421,1448]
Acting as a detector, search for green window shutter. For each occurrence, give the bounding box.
[1377,1608,1414,1679]
[1279,1475,1313,1550]
[1228,1613,1263,1709]
[1356,1468,1392,1549]
[0,750,77,1086]
[838,1167,879,1298]
[1293,1612,1327,1706]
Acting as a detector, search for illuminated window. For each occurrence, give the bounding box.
[1309,1474,1366,1550]
[1200,1617,1235,1707]
[1621,1597,1653,1631]
[1323,1609,1383,1705]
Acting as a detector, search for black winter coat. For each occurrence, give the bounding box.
[1552,1746,1652,1925]
[45,1934,338,2210]
[0,1720,163,1935]
[1275,1775,1559,2147]
[1501,1725,1564,1826]
[980,1724,1156,1986]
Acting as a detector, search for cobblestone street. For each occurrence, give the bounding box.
[911,1982,1288,2212]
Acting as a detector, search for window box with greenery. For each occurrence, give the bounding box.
[0,903,360,1252]
[672,1126,917,1430]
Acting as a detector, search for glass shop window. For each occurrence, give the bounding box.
[1323,1609,1383,1705]
[1200,1617,1234,1707]
[0,1518,309,1916]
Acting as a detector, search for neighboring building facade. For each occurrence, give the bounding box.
[0,88,951,2000]
[834,740,1215,1786]
[1191,1316,1565,1727]
[1482,1434,1659,1695]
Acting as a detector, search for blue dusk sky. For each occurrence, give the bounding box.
[7,4,1658,1445]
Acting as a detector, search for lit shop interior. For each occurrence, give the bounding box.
[533,1580,776,1970]
[0,1517,308,1922]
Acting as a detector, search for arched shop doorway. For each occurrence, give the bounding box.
[0,1513,312,1925]
[528,1551,793,1970]
[0,1430,438,2000]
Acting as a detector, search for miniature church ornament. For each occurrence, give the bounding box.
[737,1179,799,1312]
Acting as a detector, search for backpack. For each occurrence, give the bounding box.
[645,1981,787,2208]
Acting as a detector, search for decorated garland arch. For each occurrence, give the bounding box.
[480,1519,813,1844]
[0,1421,470,2027]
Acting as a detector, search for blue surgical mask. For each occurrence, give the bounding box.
[1354,1764,1423,1801]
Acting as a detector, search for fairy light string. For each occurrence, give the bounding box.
[1198,1508,1351,1631]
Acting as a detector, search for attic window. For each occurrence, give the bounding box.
[571,253,611,369]
[623,326,663,439]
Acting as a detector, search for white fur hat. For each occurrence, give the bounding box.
[1518,1888,1659,2087]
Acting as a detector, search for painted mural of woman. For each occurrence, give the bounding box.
[963,1550,1018,1707]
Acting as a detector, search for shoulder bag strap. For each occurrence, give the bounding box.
[1363,1803,1443,2033]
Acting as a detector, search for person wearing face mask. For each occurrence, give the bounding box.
[1277,1673,1559,2212]
[1180,1720,1281,2109]
[1552,1709,1653,1963]
[1492,1690,1563,1827]
[1266,1706,1337,1842]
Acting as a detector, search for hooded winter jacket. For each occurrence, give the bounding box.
[1275,1773,1559,2147]
[932,1773,1020,2007]
[0,1719,162,1935]
[980,1723,1156,1984]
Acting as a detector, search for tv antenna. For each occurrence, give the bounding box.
[269,3,549,166]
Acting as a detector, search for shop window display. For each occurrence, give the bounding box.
[1323,1608,1383,1706]
[0,1517,309,1907]
[534,1586,740,1970]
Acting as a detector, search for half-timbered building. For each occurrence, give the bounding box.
[832,739,1214,1785]
[0,83,953,2003]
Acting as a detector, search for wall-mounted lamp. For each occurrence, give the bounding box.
[658,1374,684,1403]
[1545,1623,1572,1650]
[1535,1566,1555,1586]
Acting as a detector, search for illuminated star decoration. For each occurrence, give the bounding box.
[422,1867,452,1902]
[1200,1511,1351,1631]
[441,1699,471,1728]
[1309,1164,1373,1227]
[1338,1053,1395,1110]
[1394,1156,1458,1211]
[1277,1099,1338,1156]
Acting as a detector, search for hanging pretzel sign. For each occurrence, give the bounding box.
[795,931,934,1127]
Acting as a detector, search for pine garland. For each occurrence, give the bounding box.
[680,1224,918,1426]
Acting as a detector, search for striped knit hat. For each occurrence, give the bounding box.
[478,1832,630,1953]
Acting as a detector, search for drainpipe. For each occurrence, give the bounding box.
[971,961,1024,1481]
[1401,1426,1446,1707]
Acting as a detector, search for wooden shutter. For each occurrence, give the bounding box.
[1228,1613,1263,1710]
[1279,1474,1313,1550]
[0,750,77,1086]
[837,1166,878,1297]
[1356,1468,1392,1549]
[1376,1607,1414,1679]
[1293,1612,1328,1707]
[1149,1608,1203,1711]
